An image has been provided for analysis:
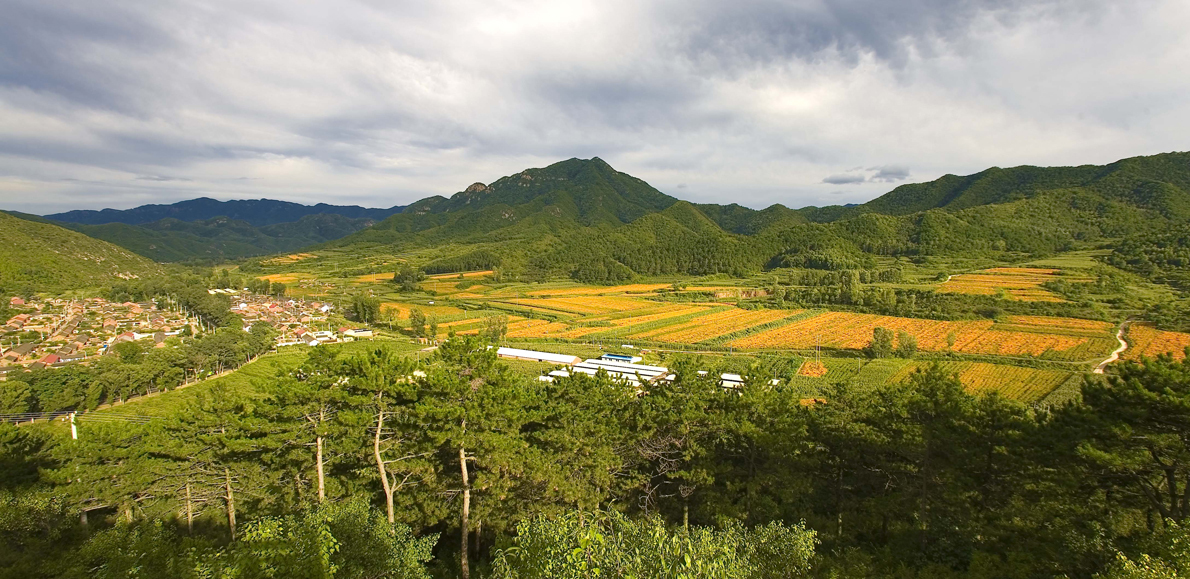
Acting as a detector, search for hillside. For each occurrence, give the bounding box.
[62,213,379,262]
[47,197,404,226]
[320,153,1190,282]
[0,212,163,291]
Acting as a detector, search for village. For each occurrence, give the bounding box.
[0,291,371,380]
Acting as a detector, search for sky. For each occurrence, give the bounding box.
[1,0,1187,214]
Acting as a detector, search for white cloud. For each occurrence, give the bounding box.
[0,0,1186,213]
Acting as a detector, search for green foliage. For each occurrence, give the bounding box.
[68,500,434,579]
[423,249,502,275]
[492,510,817,579]
[351,293,381,324]
[1098,522,1190,579]
[865,327,895,358]
[895,330,918,358]
[393,265,425,292]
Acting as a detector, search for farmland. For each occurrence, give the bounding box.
[1124,323,1190,361]
[937,267,1082,302]
[236,250,1155,405]
[727,311,1117,361]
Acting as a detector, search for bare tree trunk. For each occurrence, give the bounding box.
[225,467,237,541]
[316,433,325,503]
[186,481,194,534]
[459,445,471,579]
[373,397,395,525]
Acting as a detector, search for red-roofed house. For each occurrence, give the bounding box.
[41,354,61,365]
[9,297,24,306]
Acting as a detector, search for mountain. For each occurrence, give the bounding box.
[60,213,381,262]
[802,152,1190,222]
[47,197,404,227]
[323,153,1190,282]
[0,212,163,291]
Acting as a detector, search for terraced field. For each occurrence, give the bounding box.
[938,267,1074,302]
[1124,324,1190,361]
[630,308,801,344]
[891,361,1073,403]
[728,311,1117,360]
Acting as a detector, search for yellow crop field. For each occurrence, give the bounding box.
[939,268,1065,302]
[354,272,395,284]
[634,308,799,343]
[528,284,672,296]
[1007,316,1113,333]
[504,296,657,316]
[1124,324,1190,361]
[381,303,465,319]
[506,320,572,338]
[728,311,1109,359]
[894,362,1069,403]
[262,253,317,265]
[798,360,828,378]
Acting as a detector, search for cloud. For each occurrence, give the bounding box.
[869,166,911,182]
[823,173,867,185]
[0,0,1186,213]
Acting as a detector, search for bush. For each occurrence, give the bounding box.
[493,510,816,579]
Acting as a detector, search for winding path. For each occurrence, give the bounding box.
[1094,320,1131,374]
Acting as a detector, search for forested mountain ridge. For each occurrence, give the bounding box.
[0,211,163,292]
[47,197,405,226]
[806,151,1190,221]
[327,153,1190,282]
[58,213,380,262]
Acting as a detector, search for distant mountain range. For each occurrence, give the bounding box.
[5,152,1189,286]
[34,198,406,262]
[47,197,404,227]
[328,153,1190,281]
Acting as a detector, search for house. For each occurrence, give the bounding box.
[497,347,580,366]
[343,328,374,339]
[9,297,24,306]
[4,343,35,362]
[40,354,61,365]
[600,353,643,364]
[566,359,672,387]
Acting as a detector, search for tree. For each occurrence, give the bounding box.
[415,336,534,579]
[394,265,426,293]
[352,294,382,324]
[0,380,33,414]
[481,315,509,342]
[409,308,426,338]
[268,348,355,504]
[865,327,895,358]
[1067,354,1190,521]
[342,347,435,527]
[895,330,918,358]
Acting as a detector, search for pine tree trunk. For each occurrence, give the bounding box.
[225,467,237,541]
[459,445,471,579]
[316,433,325,503]
[373,399,395,525]
[186,481,194,534]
